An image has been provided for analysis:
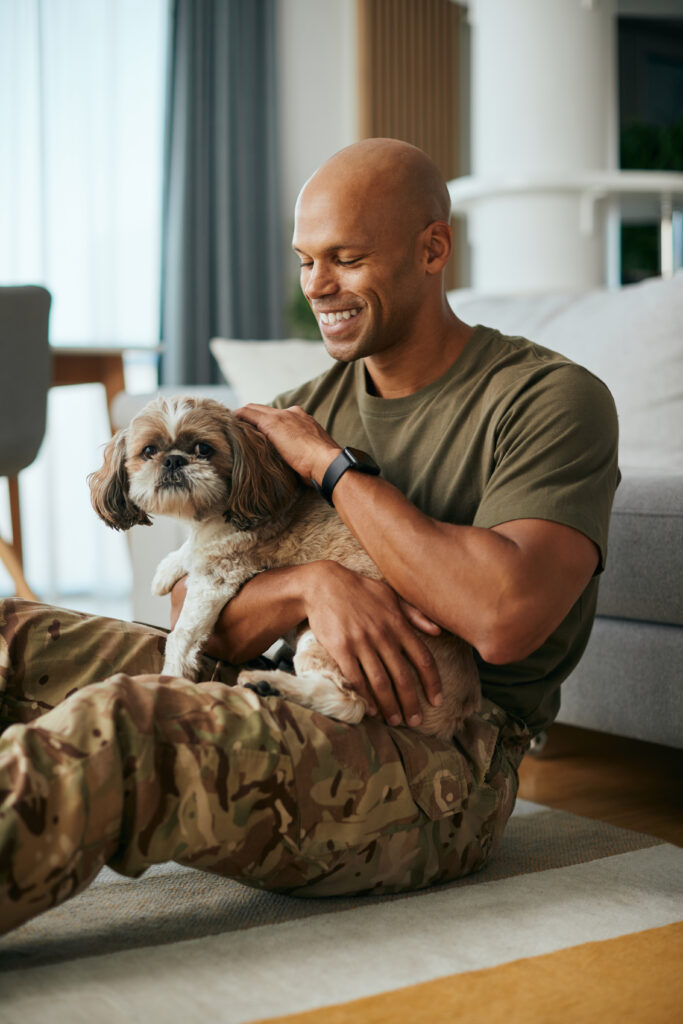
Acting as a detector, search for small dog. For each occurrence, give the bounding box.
[89,395,480,738]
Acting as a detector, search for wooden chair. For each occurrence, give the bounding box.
[0,286,52,600]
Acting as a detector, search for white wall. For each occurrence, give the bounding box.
[277,0,359,285]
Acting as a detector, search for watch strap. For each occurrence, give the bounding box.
[313,447,380,506]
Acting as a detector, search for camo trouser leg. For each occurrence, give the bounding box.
[0,598,530,935]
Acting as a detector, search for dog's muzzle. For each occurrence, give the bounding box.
[159,454,189,488]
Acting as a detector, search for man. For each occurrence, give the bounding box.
[0,140,619,934]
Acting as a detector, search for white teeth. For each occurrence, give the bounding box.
[320,308,360,325]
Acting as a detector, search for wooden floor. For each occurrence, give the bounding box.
[518,723,683,847]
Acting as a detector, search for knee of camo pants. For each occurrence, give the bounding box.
[0,598,238,732]
[0,673,300,934]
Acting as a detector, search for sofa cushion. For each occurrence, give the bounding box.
[596,473,683,626]
[209,338,335,406]
[449,272,683,474]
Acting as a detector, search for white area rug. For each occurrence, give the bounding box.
[0,800,680,1023]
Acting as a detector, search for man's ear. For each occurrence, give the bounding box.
[423,220,452,274]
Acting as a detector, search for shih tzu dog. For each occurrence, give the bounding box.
[89,395,480,738]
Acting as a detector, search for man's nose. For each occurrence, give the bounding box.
[304,262,337,300]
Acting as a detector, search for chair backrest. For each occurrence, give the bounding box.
[0,285,52,476]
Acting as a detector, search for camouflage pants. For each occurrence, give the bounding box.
[0,598,530,935]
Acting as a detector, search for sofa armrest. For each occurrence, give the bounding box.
[597,471,683,626]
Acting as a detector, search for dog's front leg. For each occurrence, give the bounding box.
[152,538,192,597]
[161,571,248,680]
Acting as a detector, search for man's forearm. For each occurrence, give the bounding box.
[330,472,512,655]
[202,565,311,663]
[328,469,595,665]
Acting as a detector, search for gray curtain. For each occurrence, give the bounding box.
[161,0,283,385]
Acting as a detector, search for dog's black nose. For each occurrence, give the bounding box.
[164,454,188,471]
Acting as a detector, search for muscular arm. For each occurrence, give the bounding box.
[235,404,599,666]
[326,473,598,664]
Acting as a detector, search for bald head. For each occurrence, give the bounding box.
[296,138,451,234]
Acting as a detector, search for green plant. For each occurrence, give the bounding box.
[618,119,683,283]
[620,119,683,171]
[286,283,321,340]
[621,224,660,285]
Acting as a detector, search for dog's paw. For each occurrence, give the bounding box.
[151,558,184,597]
[237,667,366,724]
[161,655,199,681]
[150,569,179,598]
[242,679,282,698]
[237,669,283,697]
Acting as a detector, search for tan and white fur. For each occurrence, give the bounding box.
[89,395,480,739]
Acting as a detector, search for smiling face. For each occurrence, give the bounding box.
[293,139,452,365]
[293,191,425,363]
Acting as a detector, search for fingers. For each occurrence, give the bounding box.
[369,647,421,727]
[233,403,276,428]
[395,628,443,712]
[324,622,417,725]
[339,626,442,727]
[332,651,379,718]
[304,565,443,727]
[234,405,339,481]
[399,598,442,637]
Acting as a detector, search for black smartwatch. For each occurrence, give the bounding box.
[312,447,380,506]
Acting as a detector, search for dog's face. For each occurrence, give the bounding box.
[89,396,298,531]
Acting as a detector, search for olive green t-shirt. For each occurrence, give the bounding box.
[274,325,620,734]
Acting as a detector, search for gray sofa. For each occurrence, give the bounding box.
[559,473,682,748]
[115,272,683,750]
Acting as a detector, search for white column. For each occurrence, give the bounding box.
[466,0,617,292]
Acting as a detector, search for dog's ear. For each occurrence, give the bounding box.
[227,419,299,531]
[88,430,152,531]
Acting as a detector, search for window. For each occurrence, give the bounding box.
[0,0,168,609]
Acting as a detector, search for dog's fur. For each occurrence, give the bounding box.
[89,395,481,738]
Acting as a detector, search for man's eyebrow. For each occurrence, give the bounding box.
[292,243,365,255]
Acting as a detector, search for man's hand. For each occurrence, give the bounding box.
[298,561,442,727]
[235,404,341,485]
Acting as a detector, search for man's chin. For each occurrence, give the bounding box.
[322,327,374,363]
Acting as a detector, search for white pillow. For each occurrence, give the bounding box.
[449,272,683,473]
[209,337,334,406]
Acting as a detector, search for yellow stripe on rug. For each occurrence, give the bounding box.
[253,921,683,1024]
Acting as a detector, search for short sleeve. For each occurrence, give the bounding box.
[473,364,620,572]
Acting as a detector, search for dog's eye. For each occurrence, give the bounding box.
[141,445,157,459]
[194,442,214,458]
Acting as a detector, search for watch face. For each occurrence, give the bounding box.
[345,447,380,473]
